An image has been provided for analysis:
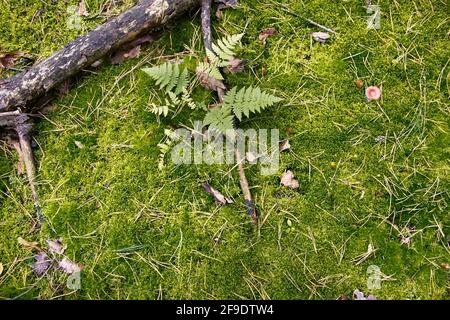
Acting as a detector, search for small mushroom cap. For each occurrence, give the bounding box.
[366,86,381,101]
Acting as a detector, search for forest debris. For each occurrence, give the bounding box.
[203,182,233,205]
[215,0,238,19]
[246,151,257,163]
[59,257,83,274]
[32,253,52,276]
[311,31,330,43]
[280,139,290,152]
[111,45,141,65]
[196,66,227,91]
[78,0,89,17]
[356,79,364,89]
[0,52,24,69]
[110,32,160,65]
[46,239,66,255]
[353,289,377,300]
[74,140,85,149]
[224,58,245,74]
[259,27,277,44]
[281,170,299,189]
[0,262,3,276]
[18,237,41,251]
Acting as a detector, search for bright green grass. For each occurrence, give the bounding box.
[0,0,449,299]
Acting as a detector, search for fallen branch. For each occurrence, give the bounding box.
[0,0,202,226]
[0,0,201,114]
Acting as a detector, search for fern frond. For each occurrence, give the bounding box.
[223,86,283,121]
[196,62,224,81]
[158,129,180,170]
[203,106,234,134]
[211,33,244,66]
[142,62,188,94]
[181,88,197,109]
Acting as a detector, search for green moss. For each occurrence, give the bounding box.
[0,0,449,299]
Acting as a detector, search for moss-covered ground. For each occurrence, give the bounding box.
[0,0,449,299]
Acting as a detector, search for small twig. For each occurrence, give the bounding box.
[281,5,337,34]
[0,110,20,117]
[200,0,257,225]
[14,115,43,224]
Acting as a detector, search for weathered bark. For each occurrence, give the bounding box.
[0,0,201,113]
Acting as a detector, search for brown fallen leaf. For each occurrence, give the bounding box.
[280,170,299,189]
[0,51,24,69]
[356,79,364,89]
[441,263,450,270]
[59,257,84,274]
[32,253,52,276]
[224,58,245,74]
[215,0,238,19]
[259,27,277,44]
[311,31,330,43]
[46,239,66,255]
[203,182,233,205]
[78,0,89,17]
[196,67,226,92]
[280,139,290,152]
[18,237,42,251]
[110,34,158,65]
[353,289,377,300]
[111,46,141,65]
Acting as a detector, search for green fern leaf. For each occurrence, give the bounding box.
[223,86,282,121]
[203,106,234,134]
[142,62,189,94]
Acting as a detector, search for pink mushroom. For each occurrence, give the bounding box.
[366,86,381,101]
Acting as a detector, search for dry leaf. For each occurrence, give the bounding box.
[32,253,52,276]
[203,183,233,205]
[18,237,41,251]
[356,79,364,89]
[215,0,238,19]
[280,139,290,152]
[353,289,377,300]
[311,32,330,43]
[78,0,88,17]
[46,239,66,255]
[59,257,83,274]
[74,140,85,149]
[0,52,24,69]
[281,170,299,189]
[196,68,226,92]
[110,34,158,65]
[111,46,141,65]
[259,27,277,43]
[246,151,257,163]
[224,58,245,74]
[441,263,450,270]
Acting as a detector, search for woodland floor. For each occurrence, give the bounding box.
[0,0,449,299]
